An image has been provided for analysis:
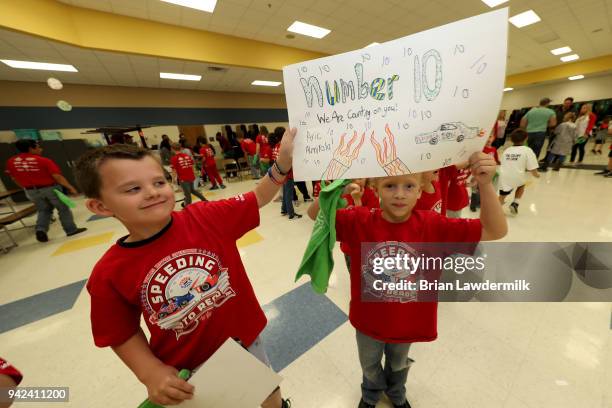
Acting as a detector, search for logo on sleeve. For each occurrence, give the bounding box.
[142,249,235,339]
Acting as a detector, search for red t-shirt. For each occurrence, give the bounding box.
[482,146,500,164]
[446,166,471,212]
[0,358,22,385]
[87,193,266,370]
[170,153,196,182]
[199,147,216,167]
[340,187,379,254]
[336,207,481,343]
[240,139,256,156]
[5,153,61,188]
[256,135,272,159]
[414,180,442,213]
[313,181,322,198]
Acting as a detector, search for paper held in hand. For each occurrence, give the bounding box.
[179,339,282,408]
[283,8,509,181]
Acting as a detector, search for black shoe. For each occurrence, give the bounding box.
[210,185,219,190]
[358,399,376,408]
[393,400,412,408]
[289,214,302,220]
[67,227,87,237]
[605,173,612,178]
[220,184,226,189]
[594,170,610,175]
[36,230,48,242]
[509,202,519,215]
[304,197,314,202]
[538,167,548,172]
[281,398,292,408]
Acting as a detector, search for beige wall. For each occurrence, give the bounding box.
[501,74,612,111]
[0,81,287,108]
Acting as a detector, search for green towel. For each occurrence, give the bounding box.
[53,189,76,208]
[295,179,350,293]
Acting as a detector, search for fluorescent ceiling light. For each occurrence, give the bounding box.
[503,87,514,92]
[550,46,571,55]
[481,0,508,7]
[568,75,584,81]
[160,0,217,13]
[287,21,331,39]
[252,80,282,87]
[160,72,201,81]
[0,59,77,72]
[509,10,541,28]
[366,42,380,48]
[560,54,579,62]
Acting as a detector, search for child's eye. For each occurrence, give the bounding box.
[125,186,140,193]
[154,180,166,187]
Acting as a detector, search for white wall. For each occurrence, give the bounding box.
[501,74,612,111]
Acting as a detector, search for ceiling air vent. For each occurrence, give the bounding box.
[207,66,227,73]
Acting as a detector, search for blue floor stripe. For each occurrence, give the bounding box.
[87,214,110,222]
[0,280,87,334]
[260,282,348,371]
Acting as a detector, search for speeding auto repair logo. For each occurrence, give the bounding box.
[362,241,422,303]
[142,249,235,339]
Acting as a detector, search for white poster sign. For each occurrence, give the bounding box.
[283,8,509,181]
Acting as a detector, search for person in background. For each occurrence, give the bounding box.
[200,142,226,190]
[257,126,273,174]
[499,129,540,215]
[237,131,260,179]
[170,143,207,207]
[491,110,507,149]
[159,134,172,166]
[569,103,597,166]
[520,97,557,159]
[178,133,187,149]
[592,116,609,155]
[5,139,87,242]
[540,112,577,172]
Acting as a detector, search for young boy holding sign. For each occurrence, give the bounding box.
[307,149,506,408]
[75,131,296,408]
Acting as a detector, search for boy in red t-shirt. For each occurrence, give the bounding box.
[170,144,207,207]
[256,127,273,174]
[199,143,226,190]
[75,130,297,408]
[307,152,506,408]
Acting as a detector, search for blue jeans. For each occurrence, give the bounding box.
[527,131,547,160]
[24,185,78,234]
[356,330,413,406]
[281,179,295,216]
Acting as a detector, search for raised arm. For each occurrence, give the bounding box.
[469,152,507,241]
[254,128,296,208]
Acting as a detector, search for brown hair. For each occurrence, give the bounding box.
[510,128,528,145]
[75,144,158,198]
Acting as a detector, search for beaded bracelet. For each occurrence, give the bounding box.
[267,166,285,185]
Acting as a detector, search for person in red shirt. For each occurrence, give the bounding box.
[169,144,207,207]
[307,152,507,408]
[4,139,86,242]
[440,164,471,218]
[256,127,273,174]
[237,132,260,179]
[413,170,442,214]
[75,130,297,408]
[199,143,226,190]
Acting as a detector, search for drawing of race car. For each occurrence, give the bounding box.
[157,292,195,319]
[415,122,484,145]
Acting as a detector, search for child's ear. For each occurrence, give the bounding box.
[85,198,114,217]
